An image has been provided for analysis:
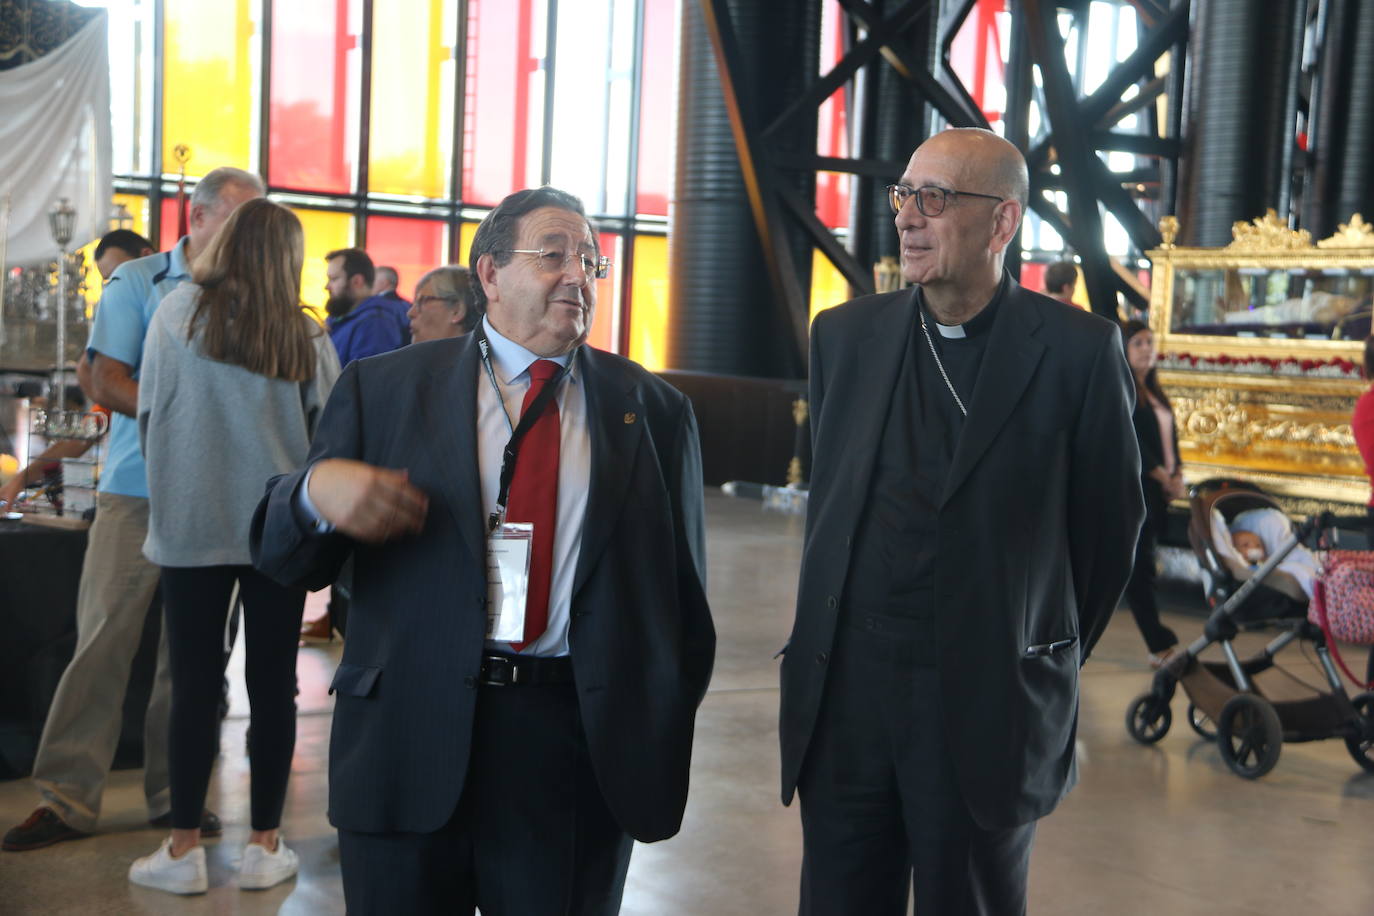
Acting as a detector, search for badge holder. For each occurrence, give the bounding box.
[486,521,533,642]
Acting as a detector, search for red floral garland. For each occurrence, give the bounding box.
[1159,352,1361,377]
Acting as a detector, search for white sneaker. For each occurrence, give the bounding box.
[238,838,299,890]
[128,838,208,895]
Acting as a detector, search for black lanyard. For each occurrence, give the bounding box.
[475,324,572,533]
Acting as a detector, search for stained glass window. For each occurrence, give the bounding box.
[368,0,456,198]
[364,216,447,300]
[269,0,358,193]
[161,0,256,175]
[294,208,354,316]
[628,234,668,371]
[461,0,544,205]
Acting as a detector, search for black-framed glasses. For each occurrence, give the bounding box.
[500,248,612,281]
[886,183,1004,218]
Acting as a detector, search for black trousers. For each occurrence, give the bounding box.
[1124,482,1179,654]
[797,611,1036,916]
[338,680,633,915]
[160,565,305,830]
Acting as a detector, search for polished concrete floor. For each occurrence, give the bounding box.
[3,491,1374,914]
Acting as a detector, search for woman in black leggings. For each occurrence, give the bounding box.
[1121,320,1182,667]
[128,199,340,894]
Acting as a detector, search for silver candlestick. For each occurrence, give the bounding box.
[48,197,76,405]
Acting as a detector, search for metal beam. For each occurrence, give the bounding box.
[776,190,873,295]
[1023,0,1117,319]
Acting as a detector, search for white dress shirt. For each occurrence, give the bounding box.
[478,317,591,657]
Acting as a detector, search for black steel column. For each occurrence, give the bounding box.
[1177,0,1300,246]
[1303,0,1374,239]
[668,0,819,377]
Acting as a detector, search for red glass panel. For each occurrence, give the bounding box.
[462,0,540,206]
[815,3,849,229]
[269,0,356,193]
[159,197,182,251]
[634,0,675,216]
[364,216,447,301]
[949,0,1007,125]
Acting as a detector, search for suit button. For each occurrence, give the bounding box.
[826,596,838,609]
[463,676,477,689]
[815,652,828,665]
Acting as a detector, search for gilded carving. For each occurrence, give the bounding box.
[1317,213,1374,249]
[1225,209,1313,251]
[1158,215,1178,249]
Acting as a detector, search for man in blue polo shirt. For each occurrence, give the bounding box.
[2,167,264,853]
[324,248,409,365]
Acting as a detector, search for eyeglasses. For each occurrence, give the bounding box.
[415,294,460,309]
[886,183,1004,218]
[499,248,612,281]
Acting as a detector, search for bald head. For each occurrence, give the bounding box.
[921,128,1029,211]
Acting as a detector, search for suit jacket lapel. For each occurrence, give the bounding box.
[573,347,644,598]
[418,335,486,566]
[940,279,1045,508]
[841,291,916,513]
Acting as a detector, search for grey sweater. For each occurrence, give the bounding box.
[138,282,341,566]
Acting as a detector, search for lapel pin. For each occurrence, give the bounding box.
[624,412,637,425]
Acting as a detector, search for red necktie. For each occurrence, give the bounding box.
[506,359,561,648]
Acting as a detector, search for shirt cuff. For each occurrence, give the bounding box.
[295,465,336,535]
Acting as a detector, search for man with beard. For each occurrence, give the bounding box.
[324,248,408,366]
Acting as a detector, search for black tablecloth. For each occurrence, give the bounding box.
[0,518,160,779]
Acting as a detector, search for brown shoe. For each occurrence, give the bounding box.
[299,612,335,644]
[2,807,90,852]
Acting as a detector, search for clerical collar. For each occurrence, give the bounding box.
[917,273,1008,340]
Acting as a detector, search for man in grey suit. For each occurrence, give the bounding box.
[251,187,714,914]
[779,128,1143,914]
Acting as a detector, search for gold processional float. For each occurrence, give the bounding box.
[1148,211,1374,515]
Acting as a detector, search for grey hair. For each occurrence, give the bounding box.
[415,265,480,332]
[190,167,266,211]
[468,186,593,310]
[375,265,400,289]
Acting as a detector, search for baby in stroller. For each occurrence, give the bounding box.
[1126,480,1374,778]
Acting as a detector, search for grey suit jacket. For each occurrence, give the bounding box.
[251,334,715,842]
[779,278,1143,829]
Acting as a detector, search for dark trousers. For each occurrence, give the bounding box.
[160,565,305,830]
[1124,483,1179,654]
[797,611,1036,915]
[338,681,633,915]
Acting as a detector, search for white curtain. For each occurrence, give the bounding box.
[0,13,113,267]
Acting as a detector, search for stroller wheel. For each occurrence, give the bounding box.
[1126,693,1172,744]
[1187,703,1218,741]
[1343,692,1374,774]
[1216,694,1283,779]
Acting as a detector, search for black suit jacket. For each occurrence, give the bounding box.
[251,334,715,842]
[779,279,1143,829]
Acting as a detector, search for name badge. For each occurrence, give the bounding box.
[486,522,533,641]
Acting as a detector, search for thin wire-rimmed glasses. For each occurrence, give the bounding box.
[499,248,612,281]
[886,183,1004,218]
[414,294,461,309]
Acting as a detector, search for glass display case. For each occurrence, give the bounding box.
[1147,211,1374,513]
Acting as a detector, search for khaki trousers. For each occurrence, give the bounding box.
[31,491,170,831]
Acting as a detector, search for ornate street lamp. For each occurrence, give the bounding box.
[48,197,76,403]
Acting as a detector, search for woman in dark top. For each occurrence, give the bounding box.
[1122,320,1182,666]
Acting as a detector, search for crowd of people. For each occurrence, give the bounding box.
[0,128,1261,915]
[0,167,487,895]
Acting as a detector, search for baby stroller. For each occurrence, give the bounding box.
[1125,478,1374,778]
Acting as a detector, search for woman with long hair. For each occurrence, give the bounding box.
[128,198,340,894]
[1121,320,1182,667]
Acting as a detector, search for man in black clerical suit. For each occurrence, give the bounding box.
[251,187,715,914]
[779,128,1143,914]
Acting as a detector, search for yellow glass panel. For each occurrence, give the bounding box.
[112,194,150,239]
[162,0,255,175]
[809,250,851,322]
[457,222,478,268]
[629,235,669,371]
[294,208,354,321]
[369,0,452,197]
